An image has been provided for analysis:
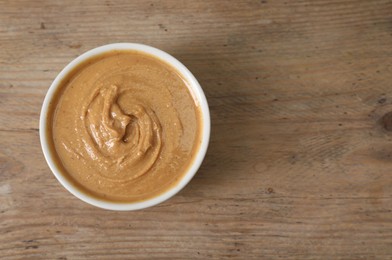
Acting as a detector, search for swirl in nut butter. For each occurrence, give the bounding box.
[50,50,201,202]
[81,84,162,182]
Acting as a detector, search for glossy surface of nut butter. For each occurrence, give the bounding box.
[49,50,202,202]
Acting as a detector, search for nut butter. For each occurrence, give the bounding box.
[47,50,202,202]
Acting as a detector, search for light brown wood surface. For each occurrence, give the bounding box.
[1,0,392,259]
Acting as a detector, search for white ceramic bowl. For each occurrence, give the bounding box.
[40,43,210,211]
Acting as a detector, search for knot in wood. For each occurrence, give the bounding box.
[382,112,392,131]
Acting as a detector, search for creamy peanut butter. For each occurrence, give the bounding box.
[48,50,202,202]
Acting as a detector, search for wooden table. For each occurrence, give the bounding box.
[1,1,392,259]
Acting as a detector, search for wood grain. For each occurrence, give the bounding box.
[1,0,392,259]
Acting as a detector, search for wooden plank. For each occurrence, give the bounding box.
[0,0,392,259]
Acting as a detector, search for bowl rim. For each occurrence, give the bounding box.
[39,43,210,211]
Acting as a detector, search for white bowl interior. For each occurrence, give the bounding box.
[39,43,210,211]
